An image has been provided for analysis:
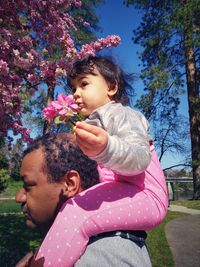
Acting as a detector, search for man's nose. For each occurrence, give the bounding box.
[15,188,26,203]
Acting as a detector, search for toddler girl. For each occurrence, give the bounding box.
[36,56,168,266]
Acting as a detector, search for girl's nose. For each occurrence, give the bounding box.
[15,188,26,203]
[73,88,80,99]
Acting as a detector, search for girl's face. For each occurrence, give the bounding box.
[71,68,117,117]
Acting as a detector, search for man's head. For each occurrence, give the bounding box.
[16,133,99,230]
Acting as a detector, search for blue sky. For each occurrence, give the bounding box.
[95,1,142,75]
[95,1,190,169]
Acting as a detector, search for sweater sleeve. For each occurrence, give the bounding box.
[88,103,152,176]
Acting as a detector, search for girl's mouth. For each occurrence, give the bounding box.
[77,103,84,109]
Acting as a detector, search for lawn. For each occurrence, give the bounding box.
[0,180,42,266]
[0,179,22,214]
[0,199,21,213]
[171,199,200,210]
[0,214,43,267]
[0,179,22,198]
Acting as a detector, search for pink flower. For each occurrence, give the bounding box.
[77,35,121,59]
[43,94,78,121]
[43,104,56,119]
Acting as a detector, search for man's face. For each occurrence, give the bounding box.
[16,148,66,230]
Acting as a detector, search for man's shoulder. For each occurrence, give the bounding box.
[75,232,152,267]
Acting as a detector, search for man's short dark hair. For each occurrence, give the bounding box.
[23,133,99,189]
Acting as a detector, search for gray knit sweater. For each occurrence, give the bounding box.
[85,102,152,176]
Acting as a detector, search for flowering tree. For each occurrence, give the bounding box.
[0,0,120,143]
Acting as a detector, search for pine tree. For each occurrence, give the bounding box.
[125,0,200,198]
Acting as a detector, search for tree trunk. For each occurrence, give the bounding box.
[43,85,55,135]
[184,35,200,199]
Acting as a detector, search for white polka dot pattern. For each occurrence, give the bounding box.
[35,148,168,266]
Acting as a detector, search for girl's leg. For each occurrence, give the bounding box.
[35,180,164,267]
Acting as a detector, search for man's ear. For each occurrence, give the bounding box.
[107,81,118,97]
[62,170,82,198]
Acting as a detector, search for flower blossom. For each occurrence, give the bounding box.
[55,67,67,77]
[77,35,121,59]
[43,94,78,123]
[0,60,9,74]
[1,0,121,145]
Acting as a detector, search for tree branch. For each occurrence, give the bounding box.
[163,163,191,171]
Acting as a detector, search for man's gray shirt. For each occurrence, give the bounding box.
[75,234,152,267]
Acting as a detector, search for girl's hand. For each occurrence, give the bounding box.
[74,121,108,157]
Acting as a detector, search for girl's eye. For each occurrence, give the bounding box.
[72,87,76,93]
[81,81,88,87]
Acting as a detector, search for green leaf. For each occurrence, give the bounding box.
[54,116,63,125]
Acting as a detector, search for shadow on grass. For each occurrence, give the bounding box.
[0,214,43,267]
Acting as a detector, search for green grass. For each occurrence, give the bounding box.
[0,179,22,213]
[0,179,22,197]
[147,211,187,267]
[0,199,21,213]
[0,214,43,267]
[171,200,200,210]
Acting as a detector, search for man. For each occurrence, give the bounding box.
[16,133,152,267]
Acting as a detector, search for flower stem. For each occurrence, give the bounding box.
[69,118,76,126]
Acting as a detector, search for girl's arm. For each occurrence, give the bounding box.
[75,104,151,176]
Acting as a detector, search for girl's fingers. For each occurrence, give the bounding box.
[75,121,102,136]
[75,127,98,145]
[74,121,108,157]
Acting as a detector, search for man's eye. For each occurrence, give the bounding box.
[23,184,32,192]
[23,186,29,192]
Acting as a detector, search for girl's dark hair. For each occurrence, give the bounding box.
[67,56,135,105]
[23,133,99,189]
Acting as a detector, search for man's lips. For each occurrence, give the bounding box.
[22,205,31,219]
